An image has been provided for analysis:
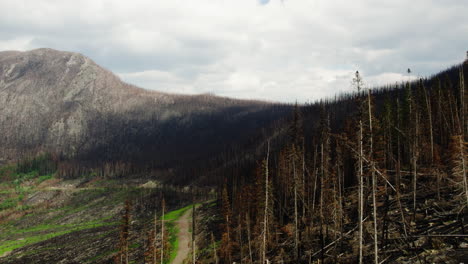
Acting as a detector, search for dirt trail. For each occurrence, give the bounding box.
[171,207,193,264]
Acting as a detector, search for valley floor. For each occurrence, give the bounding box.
[0,172,205,264]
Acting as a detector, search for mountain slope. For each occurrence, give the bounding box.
[0,48,290,181]
[0,48,166,156]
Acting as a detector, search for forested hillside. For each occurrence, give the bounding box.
[0,48,291,185]
[215,61,468,263]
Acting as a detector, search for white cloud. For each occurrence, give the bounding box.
[0,0,467,102]
[0,36,34,51]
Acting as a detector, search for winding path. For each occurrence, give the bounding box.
[171,207,193,264]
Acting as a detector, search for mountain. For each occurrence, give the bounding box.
[1,49,466,263]
[0,48,290,182]
[0,49,290,263]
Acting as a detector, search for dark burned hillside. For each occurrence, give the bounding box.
[0,49,292,185]
[215,61,468,263]
[58,99,291,185]
[79,103,289,171]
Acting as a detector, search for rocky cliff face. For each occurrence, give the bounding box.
[0,48,286,163]
[0,49,162,158]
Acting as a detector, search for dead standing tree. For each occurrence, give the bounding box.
[353,70,365,264]
[368,89,379,264]
[115,200,132,264]
[160,197,166,264]
[450,135,468,206]
[262,140,270,264]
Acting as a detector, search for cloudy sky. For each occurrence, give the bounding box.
[0,0,467,102]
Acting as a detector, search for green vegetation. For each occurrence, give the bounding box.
[38,173,53,183]
[163,204,194,263]
[0,168,54,211]
[0,232,67,256]
[0,153,57,188]
[0,155,57,212]
[0,156,200,262]
[163,204,192,221]
[0,175,125,259]
[0,218,118,256]
[167,223,180,263]
[0,197,18,210]
[0,164,15,181]
[16,153,57,176]
[13,170,39,184]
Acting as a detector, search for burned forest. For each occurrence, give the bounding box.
[216,62,468,263]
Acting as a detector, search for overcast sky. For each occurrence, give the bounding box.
[0,0,467,102]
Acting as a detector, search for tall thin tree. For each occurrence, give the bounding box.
[368,90,379,264]
[160,197,165,264]
[353,70,365,264]
[262,140,270,264]
[192,202,196,264]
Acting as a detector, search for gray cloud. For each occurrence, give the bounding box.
[0,0,467,102]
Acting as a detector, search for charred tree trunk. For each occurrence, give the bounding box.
[262,141,270,264]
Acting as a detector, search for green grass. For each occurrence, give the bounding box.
[162,204,199,264]
[163,204,193,221]
[0,232,68,256]
[163,205,191,264]
[37,173,53,183]
[0,218,118,256]
[167,222,180,263]
[0,161,135,259]
[0,186,124,259]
